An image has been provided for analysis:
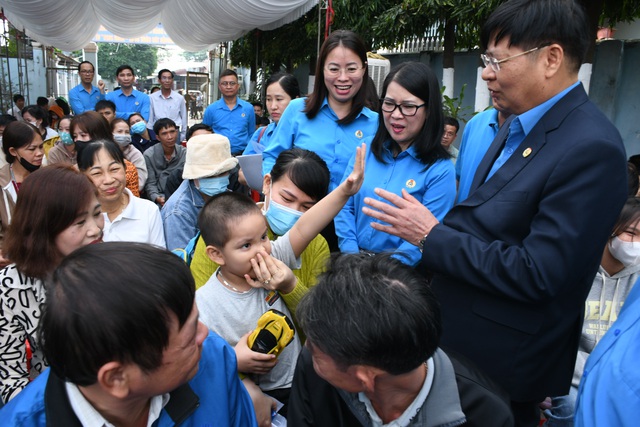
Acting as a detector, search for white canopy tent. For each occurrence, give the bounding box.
[0,0,318,51]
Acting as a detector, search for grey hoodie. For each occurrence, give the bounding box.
[572,263,640,388]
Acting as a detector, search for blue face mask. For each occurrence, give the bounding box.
[59,131,74,146]
[197,175,229,197]
[130,121,147,135]
[264,191,303,236]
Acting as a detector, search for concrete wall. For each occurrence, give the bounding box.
[590,40,640,156]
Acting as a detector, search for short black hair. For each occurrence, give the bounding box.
[219,69,238,80]
[153,117,177,135]
[481,0,589,73]
[37,97,49,108]
[198,192,263,248]
[0,114,17,128]
[115,64,134,77]
[157,69,174,79]
[95,99,116,112]
[444,116,460,132]
[186,123,212,140]
[13,94,24,103]
[251,102,263,108]
[77,138,126,171]
[77,61,94,72]
[270,148,329,202]
[40,242,195,386]
[297,253,442,375]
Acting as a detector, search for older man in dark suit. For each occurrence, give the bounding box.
[363,1,627,425]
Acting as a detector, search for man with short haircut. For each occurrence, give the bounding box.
[0,242,257,426]
[362,1,628,425]
[289,253,514,426]
[149,69,188,142]
[68,61,105,114]
[251,102,270,129]
[106,65,150,121]
[6,94,25,121]
[94,100,117,124]
[202,69,255,155]
[441,116,460,164]
[161,133,238,250]
[144,118,186,206]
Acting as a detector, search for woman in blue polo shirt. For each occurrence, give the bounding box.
[243,72,301,156]
[262,30,378,191]
[335,62,456,266]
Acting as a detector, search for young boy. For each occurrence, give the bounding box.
[195,144,364,420]
[94,100,116,123]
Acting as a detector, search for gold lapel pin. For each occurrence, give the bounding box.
[523,147,532,157]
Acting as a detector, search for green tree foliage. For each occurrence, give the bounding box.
[602,0,640,25]
[181,50,209,62]
[230,8,319,78]
[97,43,158,80]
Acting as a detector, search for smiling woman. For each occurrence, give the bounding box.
[0,165,103,404]
[262,30,379,251]
[334,61,456,266]
[77,139,165,247]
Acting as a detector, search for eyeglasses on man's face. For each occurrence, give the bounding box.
[220,81,238,87]
[481,44,550,72]
[380,99,426,117]
[79,70,94,75]
[324,65,365,77]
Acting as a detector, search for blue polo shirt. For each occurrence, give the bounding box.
[262,97,379,190]
[68,84,104,114]
[106,89,150,121]
[202,97,255,154]
[575,277,640,427]
[455,108,501,203]
[335,140,456,265]
[243,122,276,155]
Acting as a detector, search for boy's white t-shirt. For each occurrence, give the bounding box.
[195,232,302,391]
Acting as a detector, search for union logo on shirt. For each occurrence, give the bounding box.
[355,130,363,139]
[242,113,246,117]
[406,179,416,188]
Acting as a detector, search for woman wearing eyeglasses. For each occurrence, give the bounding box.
[335,62,456,266]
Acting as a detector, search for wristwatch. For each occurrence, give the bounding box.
[418,234,428,253]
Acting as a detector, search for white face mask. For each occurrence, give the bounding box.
[609,236,640,267]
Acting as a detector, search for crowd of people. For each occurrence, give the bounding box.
[0,0,638,426]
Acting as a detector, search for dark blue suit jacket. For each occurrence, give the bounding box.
[422,84,627,401]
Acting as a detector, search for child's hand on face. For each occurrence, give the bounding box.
[245,249,297,294]
[342,143,366,197]
[235,331,277,375]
